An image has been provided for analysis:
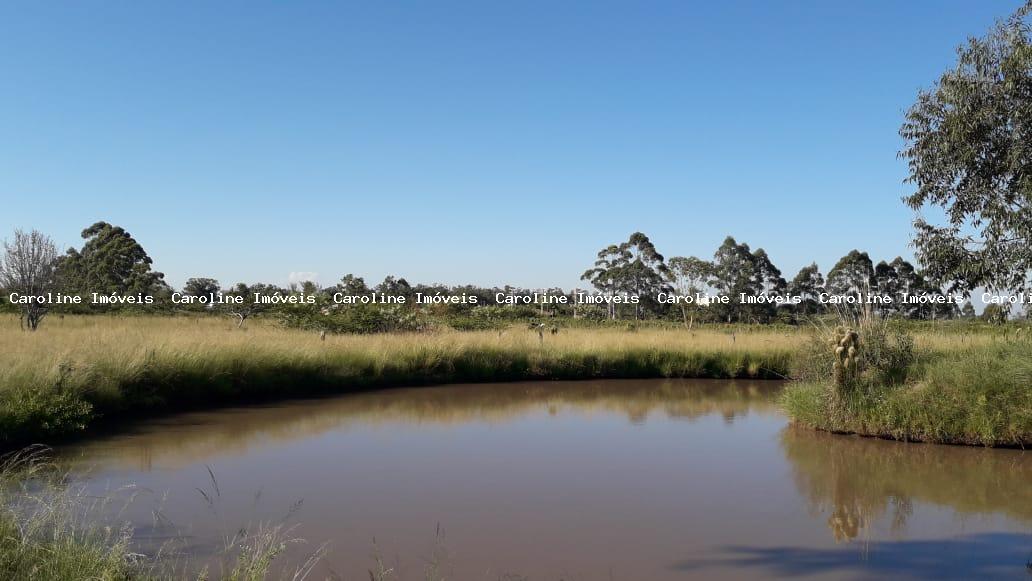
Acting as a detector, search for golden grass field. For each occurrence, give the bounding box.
[0,314,802,448]
[0,313,1025,448]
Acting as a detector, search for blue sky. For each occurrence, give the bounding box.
[0,1,1022,290]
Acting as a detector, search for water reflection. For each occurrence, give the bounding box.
[781,426,1032,541]
[52,379,1031,580]
[61,379,780,470]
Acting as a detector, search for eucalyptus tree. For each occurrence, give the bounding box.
[749,248,787,322]
[581,243,630,319]
[622,232,670,319]
[826,250,874,298]
[874,258,919,317]
[666,256,712,328]
[900,3,1032,296]
[582,233,669,320]
[0,229,57,330]
[709,236,758,323]
[788,263,825,317]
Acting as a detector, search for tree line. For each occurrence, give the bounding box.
[581,232,963,325]
[1,220,977,333]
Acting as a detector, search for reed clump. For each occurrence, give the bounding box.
[783,316,1030,447]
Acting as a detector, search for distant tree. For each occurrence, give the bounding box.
[582,233,669,320]
[788,263,825,317]
[183,278,220,297]
[709,236,758,323]
[826,250,874,298]
[982,303,1010,325]
[620,232,669,319]
[376,275,412,298]
[582,244,630,320]
[665,256,712,328]
[960,301,977,318]
[56,222,168,299]
[825,250,876,318]
[874,258,920,317]
[0,229,57,330]
[900,3,1032,296]
[335,274,370,296]
[749,248,787,322]
[180,277,221,312]
[221,282,280,327]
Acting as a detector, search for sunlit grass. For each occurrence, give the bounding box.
[0,314,798,447]
[782,339,1032,447]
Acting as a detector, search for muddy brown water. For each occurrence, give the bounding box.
[56,379,1031,580]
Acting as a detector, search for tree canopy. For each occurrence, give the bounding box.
[901,3,1032,294]
[57,222,168,298]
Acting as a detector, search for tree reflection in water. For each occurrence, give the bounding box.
[780,425,1032,542]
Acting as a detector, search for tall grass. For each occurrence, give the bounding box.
[0,446,323,581]
[782,315,1032,447]
[0,447,139,579]
[0,315,798,448]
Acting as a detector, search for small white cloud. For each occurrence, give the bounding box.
[288,271,319,285]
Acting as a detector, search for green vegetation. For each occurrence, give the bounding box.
[780,1,1032,448]
[782,319,1032,447]
[0,315,797,449]
[0,447,322,580]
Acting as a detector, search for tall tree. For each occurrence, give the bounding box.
[874,258,919,317]
[583,233,669,320]
[709,236,759,323]
[621,232,670,319]
[826,250,874,298]
[581,244,630,320]
[749,248,787,322]
[900,3,1032,295]
[665,256,712,328]
[57,222,167,298]
[0,229,57,330]
[788,263,825,317]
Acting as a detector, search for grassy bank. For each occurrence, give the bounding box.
[782,331,1032,447]
[0,315,799,448]
[0,447,319,581]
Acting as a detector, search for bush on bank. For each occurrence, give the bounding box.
[782,322,1032,447]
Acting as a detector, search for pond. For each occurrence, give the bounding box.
[56,379,1031,580]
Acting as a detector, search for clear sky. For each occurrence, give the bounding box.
[0,1,1023,290]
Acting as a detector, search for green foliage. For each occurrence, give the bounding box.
[826,250,873,299]
[787,263,825,317]
[0,389,93,447]
[55,222,169,311]
[581,232,670,320]
[708,237,785,323]
[901,3,1032,294]
[785,327,1031,446]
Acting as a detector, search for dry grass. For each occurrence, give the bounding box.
[0,314,798,447]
